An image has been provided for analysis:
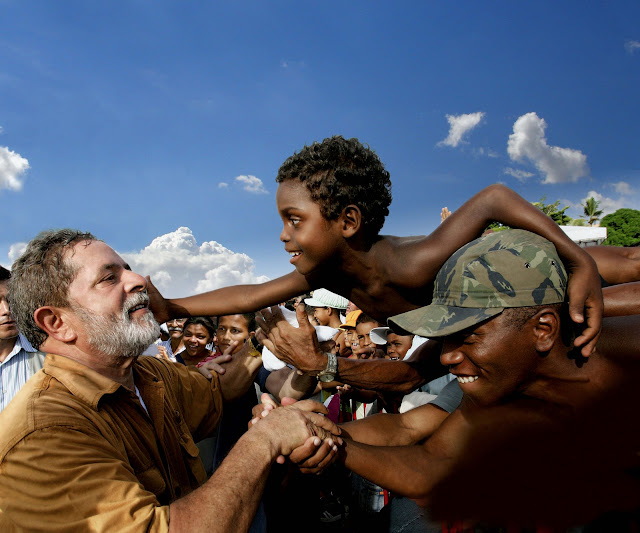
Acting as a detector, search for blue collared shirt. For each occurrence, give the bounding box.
[0,334,44,412]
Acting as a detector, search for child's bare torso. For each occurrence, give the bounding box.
[318,235,438,323]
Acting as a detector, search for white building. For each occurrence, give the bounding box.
[560,225,607,247]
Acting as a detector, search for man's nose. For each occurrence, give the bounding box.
[123,270,147,293]
[440,343,464,367]
[0,299,10,315]
[279,226,290,242]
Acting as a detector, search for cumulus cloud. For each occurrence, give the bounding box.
[120,227,270,298]
[507,112,589,184]
[610,181,634,195]
[625,40,640,54]
[503,167,535,181]
[0,144,29,192]
[438,112,485,148]
[235,175,268,194]
[218,182,229,189]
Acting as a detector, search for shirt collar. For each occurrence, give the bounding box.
[43,354,129,409]
[2,335,26,365]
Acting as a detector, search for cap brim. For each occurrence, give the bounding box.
[303,297,324,307]
[388,304,504,338]
[369,327,390,345]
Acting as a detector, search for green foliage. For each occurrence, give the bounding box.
[485,221,510,232]
[567,218,587,226]
[582,197,604,226]
[601,208,640,246]
[532,196,573,225]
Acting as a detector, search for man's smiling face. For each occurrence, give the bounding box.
[440,311,540,407]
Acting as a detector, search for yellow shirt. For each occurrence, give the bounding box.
[0,353,223,532]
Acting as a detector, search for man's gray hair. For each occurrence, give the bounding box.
[8,229,97,349]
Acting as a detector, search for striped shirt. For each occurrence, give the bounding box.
[0,335,44,412]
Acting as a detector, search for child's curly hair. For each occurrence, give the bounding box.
[276,136,392,242]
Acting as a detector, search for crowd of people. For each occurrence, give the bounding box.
[0,136,639,532]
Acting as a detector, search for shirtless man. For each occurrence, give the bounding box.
[258,229,640,527]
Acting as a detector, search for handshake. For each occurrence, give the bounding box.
[249,393,343,473]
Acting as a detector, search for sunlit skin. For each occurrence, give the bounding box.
[355,320,383,359]
[48,240,154,389]
[276,180,346,277]
[182,324,213,365]
[440,313,540,407]
[385,333,414,361]
[313,307,331,326]
[216,315,253,355]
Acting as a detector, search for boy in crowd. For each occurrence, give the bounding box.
[151,137,603,387]
[304,288,348,330]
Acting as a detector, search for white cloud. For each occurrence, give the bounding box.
[0,144,29,192]
[8,242,27,264]
[610,181,634,195]
[218,182,229,189]
[235,175,268,194]
[120,227,270,298]
[625,40,640,54]
[507,112,589,184]
[438,112,485,148]
[503,167,535,181]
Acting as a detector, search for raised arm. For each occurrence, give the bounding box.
[585,245,640,285]
[603,282,640,317]
[415,184,602,356]
[148,270,311,324]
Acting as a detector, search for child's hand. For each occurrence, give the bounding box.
[146,276,170,325]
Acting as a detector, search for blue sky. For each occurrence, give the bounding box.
[1,1,639,296]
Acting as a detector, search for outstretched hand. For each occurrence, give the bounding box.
[255,305,324,374]
[250,393,341,469]
[196,341,238,379]
[146,276,171,325]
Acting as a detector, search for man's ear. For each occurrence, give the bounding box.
[532,309,561,353]
[340,205,362,238]
[33,307,78,343]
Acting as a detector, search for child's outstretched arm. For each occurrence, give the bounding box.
[419,184,602,356]
[147,270,311,324]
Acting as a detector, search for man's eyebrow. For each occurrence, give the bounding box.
[94,262,128,281]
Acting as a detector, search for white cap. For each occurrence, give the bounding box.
[369,326,390,345]
[304,288,349,310]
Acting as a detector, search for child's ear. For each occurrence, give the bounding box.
[340,205,362,238]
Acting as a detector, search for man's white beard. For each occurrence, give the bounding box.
[73,292,161,360]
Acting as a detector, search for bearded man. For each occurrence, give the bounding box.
[0,229,338,533]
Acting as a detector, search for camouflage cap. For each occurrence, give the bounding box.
[388,229,567,338]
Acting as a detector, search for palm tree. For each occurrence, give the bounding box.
[582,197,604,226]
